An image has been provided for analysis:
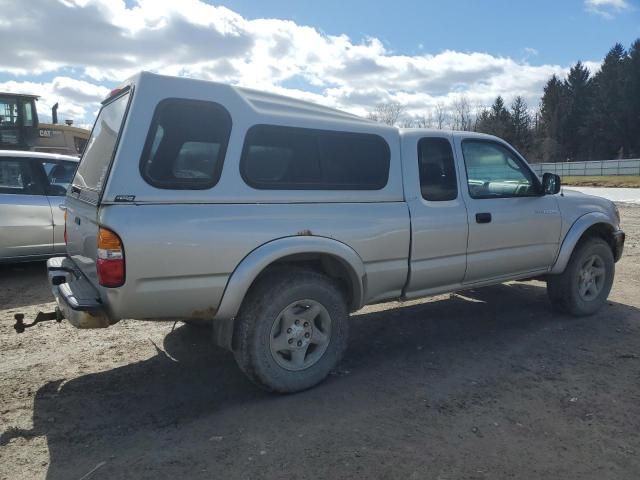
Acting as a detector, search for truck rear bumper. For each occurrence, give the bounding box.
[47,257,112,329]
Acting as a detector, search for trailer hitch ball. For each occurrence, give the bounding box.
[13,309,64,333]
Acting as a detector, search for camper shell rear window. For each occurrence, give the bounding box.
[72,90,130,200]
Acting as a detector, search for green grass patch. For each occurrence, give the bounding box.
[560,176,640,188]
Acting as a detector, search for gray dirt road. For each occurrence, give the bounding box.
[0,206,639,480]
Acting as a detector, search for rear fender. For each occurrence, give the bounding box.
[214,236,366,323]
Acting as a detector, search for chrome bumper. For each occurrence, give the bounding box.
[47,257,112,329]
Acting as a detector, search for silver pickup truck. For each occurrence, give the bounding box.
[36,72,624,392]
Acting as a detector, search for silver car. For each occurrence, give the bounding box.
[0,150,78,261]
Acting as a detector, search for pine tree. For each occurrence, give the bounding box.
[539,74,567,161]
[510,96,532,155]
[591,44,627,159]
[563,61,593,160]
[624,39,640,156]
[475,96,514,141]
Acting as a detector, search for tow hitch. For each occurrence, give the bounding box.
[14,309,64,333]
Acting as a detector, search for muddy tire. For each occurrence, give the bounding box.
[547,238,614,316]
[233,268,349,393]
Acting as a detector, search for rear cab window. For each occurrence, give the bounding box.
[71,90,131,203]
[418,137,457,201]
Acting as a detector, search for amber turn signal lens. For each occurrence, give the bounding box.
[97,227,125,287]
[98,227,123,250]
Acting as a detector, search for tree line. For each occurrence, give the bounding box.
[368,39,640,163]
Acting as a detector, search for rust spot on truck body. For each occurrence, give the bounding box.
[190,306,216,319]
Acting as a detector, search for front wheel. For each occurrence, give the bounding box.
[547,238,614,316]
[233,268,349,393]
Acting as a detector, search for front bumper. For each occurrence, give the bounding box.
[47,257,112,328]
[613,229,625,262]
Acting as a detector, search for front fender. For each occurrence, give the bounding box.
[550,212,616,274]
[214,235,366,322]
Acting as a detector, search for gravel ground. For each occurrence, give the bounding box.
[0,206,638,480]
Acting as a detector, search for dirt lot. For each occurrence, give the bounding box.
[1,207,638,480]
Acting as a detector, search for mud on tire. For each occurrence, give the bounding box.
[547,238,614,316]
[233,268,349,393]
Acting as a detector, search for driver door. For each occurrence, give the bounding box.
[457,138,562,283]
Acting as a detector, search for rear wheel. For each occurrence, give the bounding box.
[233,268,349,393]
[547,238,614,316]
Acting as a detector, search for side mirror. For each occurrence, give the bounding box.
[542,172,561,195]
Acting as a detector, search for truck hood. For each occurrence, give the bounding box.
[558,187,620,231]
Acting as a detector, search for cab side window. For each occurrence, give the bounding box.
[418,137,458,201]
[462,140,538,199]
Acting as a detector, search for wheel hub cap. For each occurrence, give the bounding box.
[578,254,605,301]
[269,300,331,371]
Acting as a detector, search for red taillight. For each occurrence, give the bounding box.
[96,227,125,287]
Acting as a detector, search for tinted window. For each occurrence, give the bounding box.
[241,125,390,190]
[140,99,232,189]
[39,160,78,196]
[418,137,457,201]
[462,140,539,199]
[73,91,129,193]
[0,158,40,195]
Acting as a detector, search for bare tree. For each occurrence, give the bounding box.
[433,102,448,130]
[412,114,433,128]
[367,102,405,126]
[451,95,474,131]
[399,118,416,128]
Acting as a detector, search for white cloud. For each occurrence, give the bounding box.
[585,0,631,18]
[0,76,108,127]
[0,0,600,124]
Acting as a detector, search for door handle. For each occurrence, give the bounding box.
[476,212,492,224]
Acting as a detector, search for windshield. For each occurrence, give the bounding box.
[72,91,129,195]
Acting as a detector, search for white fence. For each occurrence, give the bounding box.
[530,158,640,176]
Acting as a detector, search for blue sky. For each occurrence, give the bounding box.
[215,0,640,64]
[0,0,637,126]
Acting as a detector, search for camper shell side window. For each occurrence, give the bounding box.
[139,98,232,190]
